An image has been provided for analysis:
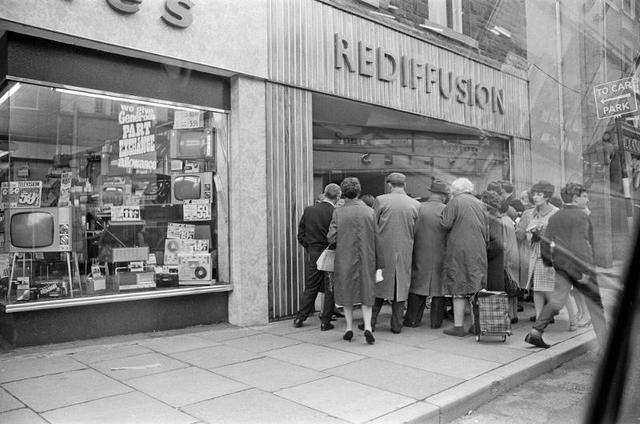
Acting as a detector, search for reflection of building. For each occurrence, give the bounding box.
[526,0,640,266]
[0,0,533,342]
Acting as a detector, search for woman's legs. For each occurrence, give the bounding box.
[343,305,353,331]
[453,297,466,327]
[573,290,590,324]
[565,291,578,331]
[362,305,372,332]
[533,291,545,319]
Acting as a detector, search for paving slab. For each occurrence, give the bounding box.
[0,355,86,383]
[137,334,220,354]
[275,375,415,423]
[250,320,318,336]
[41,391,198,424]
[220,333,301,353]
[286,327,351,345]
[2,369,131,412]
[192,327,261,343]
[265,343,363,370]
[170,345,263,370]
[386,347,502,380]
[91,352,188,381]
[0,408,49,424]
[326,357,463,399]
[324,338,419,359]
[0,386,22,412]
[126,366,247,407]
[369,401,440,424]
[183,388,348,424]
[70,344,154,365]
[214,357,326,392]
[416,335,531,364]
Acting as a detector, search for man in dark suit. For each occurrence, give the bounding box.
[294,183,341,330]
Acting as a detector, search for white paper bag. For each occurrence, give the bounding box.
[375,269,384,283]
[316,249,335,272]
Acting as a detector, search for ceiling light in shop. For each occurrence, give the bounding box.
[0,83,21,107]
[54,88,200,112]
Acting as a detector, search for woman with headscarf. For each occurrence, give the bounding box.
[327,177,378,344]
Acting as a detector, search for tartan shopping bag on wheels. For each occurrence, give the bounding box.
[471,290,511,342]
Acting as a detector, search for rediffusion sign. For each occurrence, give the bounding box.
[334,33,505,115]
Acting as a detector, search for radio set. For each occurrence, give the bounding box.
[177,253,212,284]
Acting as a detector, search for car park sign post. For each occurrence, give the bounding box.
[594,77,638,119]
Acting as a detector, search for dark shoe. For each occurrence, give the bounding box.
[517,304,524,312]
[364,330,375,344]
[320,322,334,331]
[358,322,375,332]
[529,315,536,322]
[343,330,353,342]
[430,322,442,329]
[391,329,402,334]
[510,317,519,324]
[524,331,550,348]
[293,318,304,328]
[443,326,468,337]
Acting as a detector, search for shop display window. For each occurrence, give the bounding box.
[313,123,509,200]
[0,81,229,304]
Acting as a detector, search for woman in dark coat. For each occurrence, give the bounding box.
[482,190,505,292]
[441,178,488,337]
[327,177,377,344]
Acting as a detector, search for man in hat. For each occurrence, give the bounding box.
[294,183,341,330]
[362,172,419,333]
[403,179,449,328]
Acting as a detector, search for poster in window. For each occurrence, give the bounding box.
[0,181,42,208]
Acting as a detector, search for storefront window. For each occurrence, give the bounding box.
[313,97,509,200]
[0,81,229,304]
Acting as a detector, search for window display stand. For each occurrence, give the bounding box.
[5,251,81,301]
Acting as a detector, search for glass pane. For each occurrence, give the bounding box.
[0,82,229,304]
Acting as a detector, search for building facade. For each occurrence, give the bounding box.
[3,0,635,344]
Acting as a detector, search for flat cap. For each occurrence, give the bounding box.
[385,172,406,184]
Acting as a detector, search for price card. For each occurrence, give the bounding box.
[166,223,195,239]
[173,110,204,129]
[110,205,141,221]
[0,181,42,208]
[183,203,211,221]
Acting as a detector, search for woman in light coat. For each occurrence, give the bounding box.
[327,177,377,344]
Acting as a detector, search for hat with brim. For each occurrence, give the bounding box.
[386,172,406,184]
[429,180,449,195]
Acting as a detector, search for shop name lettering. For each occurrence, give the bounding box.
[334,34,505,114]
[106,0,194,29]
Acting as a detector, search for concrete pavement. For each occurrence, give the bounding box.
[0,301,600,424]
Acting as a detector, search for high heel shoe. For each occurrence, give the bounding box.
[343,330,353,342]
[364,330,375,345]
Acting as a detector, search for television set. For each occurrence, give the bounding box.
[7,207,73,252]
[171,172,213,204]
[170,128,215,160]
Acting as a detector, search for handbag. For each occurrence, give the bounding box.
[316,249,335,272]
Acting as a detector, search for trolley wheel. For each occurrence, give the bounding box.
[501,335,507,342]
[475,335,480,342]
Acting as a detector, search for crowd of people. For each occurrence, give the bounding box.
[294,172,607,349]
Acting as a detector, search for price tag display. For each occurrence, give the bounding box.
[173,110,204,130]
[110,205,141,221]
[166,223,195,239]
[183,203,211,221]
[1,181,42,208]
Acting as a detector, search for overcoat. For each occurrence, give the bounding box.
[410,199,446,297]
[486,212,505,292]
[327,198,377,307]
[373,191,419,301]
[441,192,488,295]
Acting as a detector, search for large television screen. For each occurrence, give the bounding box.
[173,175,202,201]
[10,211,55,248]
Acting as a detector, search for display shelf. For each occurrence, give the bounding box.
[2,284,232,313]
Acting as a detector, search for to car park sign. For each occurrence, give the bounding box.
[594,77,638,119]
